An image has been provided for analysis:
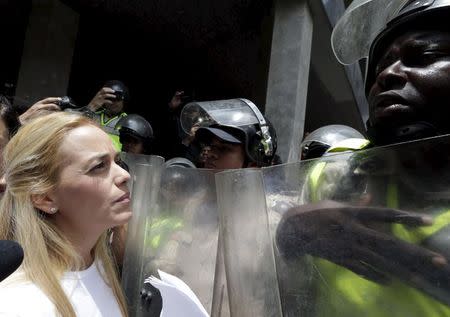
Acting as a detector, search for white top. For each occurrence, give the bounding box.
[0,261,122,317]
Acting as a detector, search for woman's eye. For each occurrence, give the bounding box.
[90,162,105,172]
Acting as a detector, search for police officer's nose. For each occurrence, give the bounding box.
[376,60,408,91]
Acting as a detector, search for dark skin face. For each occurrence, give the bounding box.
[368,30,450,133]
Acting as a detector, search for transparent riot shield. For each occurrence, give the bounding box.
[123,163,222,316]
[261,135,450,317]
[120,152,161,194]
[215,168,283,317]
[121,157,165,316]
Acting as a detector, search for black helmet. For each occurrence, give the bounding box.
[366,0,450,94]
[117,114,153,140]
[182,98,277,166]
[104,80,130,104]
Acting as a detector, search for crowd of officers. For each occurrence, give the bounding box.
[1,0,450,316]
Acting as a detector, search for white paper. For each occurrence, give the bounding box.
[145,270,210,317]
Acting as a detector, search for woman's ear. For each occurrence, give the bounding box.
[31,193,57,215]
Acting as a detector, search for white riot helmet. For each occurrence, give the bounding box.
[301,124,365,159]
[180,98,277,166]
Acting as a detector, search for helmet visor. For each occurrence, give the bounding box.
[331,0,408,65]
[180,99,260,134]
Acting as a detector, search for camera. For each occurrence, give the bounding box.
[113,90,124,101]
[57,96,79,110]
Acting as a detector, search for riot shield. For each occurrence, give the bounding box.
[215,169,283,317]
[121,157,165,316]
[261,135,450,316]
[120,152,161,193]
[123,163,222,316]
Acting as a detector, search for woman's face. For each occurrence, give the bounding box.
[51,125,131,235]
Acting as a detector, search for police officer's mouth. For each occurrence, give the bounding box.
[370,93,415,122]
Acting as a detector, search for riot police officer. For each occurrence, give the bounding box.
[86,80,129,150]
[117,114,153,155]
[181,98,277,169]
[276,1,450,316]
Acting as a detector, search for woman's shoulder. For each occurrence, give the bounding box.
[0,273,55,317]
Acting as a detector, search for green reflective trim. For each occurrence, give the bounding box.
[386,180,399,209]
[151,235,161,249]
[109,134,122,151]
[309,162,328,202]
[393,210,450,244]
[327,138,371,153]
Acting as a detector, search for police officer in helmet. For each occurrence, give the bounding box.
[181,98,277,169]
[276,1,450,315]
[117,114,153,155]
[86,80,129,150]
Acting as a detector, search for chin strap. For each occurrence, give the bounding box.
[367,121,441,145]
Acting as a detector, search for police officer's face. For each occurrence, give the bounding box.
[121,135,145,154]
[106,100,124,115]
[368,31,450,132]
[202,136,246,170]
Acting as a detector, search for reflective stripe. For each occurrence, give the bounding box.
[326,138,371,153]
[393,210,450,244]
[93,110,127,150]
[309,162,327,203]
[146,216,184,250]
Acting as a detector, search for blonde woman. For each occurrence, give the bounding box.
[0,112,130,316]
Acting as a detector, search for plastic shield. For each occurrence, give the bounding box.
[216,169,283,317]
[120,152,164,194]
[123,164,222,316]
[262,135,450,316]
[331,0,408,65]
[121,158,165,316]
[180,99,260,134]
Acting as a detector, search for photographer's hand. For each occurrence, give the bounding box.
[19,97,61,124]
[87,87,116,112]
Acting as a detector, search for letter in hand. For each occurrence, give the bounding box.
[275,200,450,305]
[140,281,163,315]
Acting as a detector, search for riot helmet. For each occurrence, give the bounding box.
[181,98,277,166]
[332,0,450,95]
[164,157,196,168]
[117,114,153,154]
[301,125,366,160]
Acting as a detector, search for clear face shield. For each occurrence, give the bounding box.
[331,0,408,66]
[181,98,275,163]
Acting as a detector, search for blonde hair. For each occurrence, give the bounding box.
[0,112,128,317]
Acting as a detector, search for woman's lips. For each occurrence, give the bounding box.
[115,192,130,203]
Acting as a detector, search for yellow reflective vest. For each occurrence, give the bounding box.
[308,139,450,317]
[93,110,127,151]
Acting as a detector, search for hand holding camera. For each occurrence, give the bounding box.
[87,87,118,111]
[19,97,62,124]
